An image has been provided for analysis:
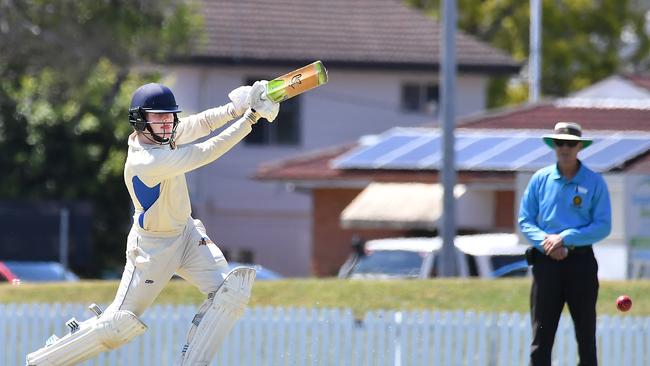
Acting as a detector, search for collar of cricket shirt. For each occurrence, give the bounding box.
[551,160,584,183]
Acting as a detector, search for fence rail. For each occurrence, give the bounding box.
[3,303,649,365]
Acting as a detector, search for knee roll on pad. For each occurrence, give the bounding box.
[26,310,147,366]
[176,267,256,366]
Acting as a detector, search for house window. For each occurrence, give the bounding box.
[401,83,439,114]
[244,77,301,146]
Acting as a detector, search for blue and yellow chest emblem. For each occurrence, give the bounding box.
[572,195,582,207]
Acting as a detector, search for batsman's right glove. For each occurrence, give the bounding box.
[247,80,280,122]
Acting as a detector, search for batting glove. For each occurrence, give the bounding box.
[248,80,279,122]
[228,85,252,117]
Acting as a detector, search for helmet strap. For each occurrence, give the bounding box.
[140,114,179,147]
[169,120,178,149]
[144,124,168,143]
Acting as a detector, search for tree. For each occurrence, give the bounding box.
[0,0,201,275]
[405,0,650,107]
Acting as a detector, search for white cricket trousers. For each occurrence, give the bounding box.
[106,218,229,317]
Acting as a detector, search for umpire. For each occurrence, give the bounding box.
[519,122,611,366]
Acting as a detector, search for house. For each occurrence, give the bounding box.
[255,74,650,279]
[158,0,520,276]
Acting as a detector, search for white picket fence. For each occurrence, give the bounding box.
[3,303,649,366]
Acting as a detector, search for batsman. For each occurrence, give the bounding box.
[26,80,279,365]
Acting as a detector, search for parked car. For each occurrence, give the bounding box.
[490,259,529,277]
[0,261,79,282]
[338,237,442,279]
[0,261,18,283]
[338,233,529,279]
[453,233,529,278]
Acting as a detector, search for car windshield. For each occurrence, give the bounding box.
[351,250,425,277]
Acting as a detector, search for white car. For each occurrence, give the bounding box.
[338,237,442,279]
[338,233,529,279]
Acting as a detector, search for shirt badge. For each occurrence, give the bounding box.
[572,195,582,207]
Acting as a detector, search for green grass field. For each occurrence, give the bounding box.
[1,279,649,316]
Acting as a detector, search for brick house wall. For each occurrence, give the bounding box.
[312,188,407,276]
[494,190,515,230]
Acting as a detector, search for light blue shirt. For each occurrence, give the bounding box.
[518,161,612,252]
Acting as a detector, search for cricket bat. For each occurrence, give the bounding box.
[265,61,328,103]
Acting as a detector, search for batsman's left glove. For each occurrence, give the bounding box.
[228,85,252,117]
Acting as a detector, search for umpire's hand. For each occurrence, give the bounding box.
[548,246,568,261]
[543,234,567,260]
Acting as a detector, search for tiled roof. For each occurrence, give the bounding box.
[185,0,519,72]
[624,74,650,91]
[256,145,354,181]
[458,102,650,131]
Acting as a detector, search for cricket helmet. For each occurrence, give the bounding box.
[128,83,182,146]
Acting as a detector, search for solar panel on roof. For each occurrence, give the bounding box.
[521,149,556,170]
[456,136,513,166]
[472,138,542,170]
[373,135,438,168]
[331,129,650,172]
[417,135,482,169]
[333,134,421,169]
[582,139,650,171]
[380,135,440,169]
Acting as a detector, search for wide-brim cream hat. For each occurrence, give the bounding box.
[542,122,592,149]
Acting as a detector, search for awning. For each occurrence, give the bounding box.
[340,182,466,230]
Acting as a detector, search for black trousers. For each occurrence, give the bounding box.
[529,246,599,366]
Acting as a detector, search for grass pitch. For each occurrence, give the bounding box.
[1,278,649,316]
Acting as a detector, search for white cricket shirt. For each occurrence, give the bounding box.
[123,105,253,237]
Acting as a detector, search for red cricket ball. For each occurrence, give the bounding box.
[616,295,632,312]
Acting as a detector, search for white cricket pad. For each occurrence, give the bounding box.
[175,267,256,366]
[26,310,147,366]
